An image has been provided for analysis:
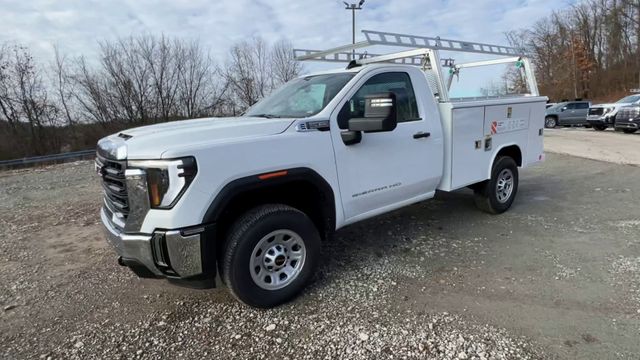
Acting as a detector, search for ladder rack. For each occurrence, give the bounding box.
[292,49,455,67]
[294,30,527,64]
[293,30,539,100]
[362,30,526,57]
[293,49,425,65]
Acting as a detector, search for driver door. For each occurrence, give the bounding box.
[330,70,441,223]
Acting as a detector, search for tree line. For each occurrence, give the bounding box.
[3,0,639,160]
[0,36,302,160]
[508,0,640,102]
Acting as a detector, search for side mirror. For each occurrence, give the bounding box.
[561,107,567,112]
[348,92,398,132]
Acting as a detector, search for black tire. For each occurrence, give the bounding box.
[222,204,321,308]
[593,124,606,131]
[622,129,638,134]
[474,156,519,214]
[544,116,557,128]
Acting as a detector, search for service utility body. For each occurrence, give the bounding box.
[96,30,546,307]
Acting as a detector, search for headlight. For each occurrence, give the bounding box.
[604,107,615,115]
[128,157,197,209]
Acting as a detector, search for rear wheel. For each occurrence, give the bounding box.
[623,129,638,134]
[593,124,606,131]
[474,156,519,214]
[544,116,557,128]
[222,204,321,308]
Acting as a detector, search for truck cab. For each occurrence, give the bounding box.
[96,30,546,308]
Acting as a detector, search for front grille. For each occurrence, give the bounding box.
[96,154,129,220]
[617,107,640,120]
[588,108,604,116]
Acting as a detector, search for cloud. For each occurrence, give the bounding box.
[0,0,569,67]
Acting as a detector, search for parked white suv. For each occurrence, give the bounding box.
[96,32,545,307]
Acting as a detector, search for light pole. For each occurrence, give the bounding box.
[344,0,365,59]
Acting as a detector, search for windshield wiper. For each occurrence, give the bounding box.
[249,114,283,119]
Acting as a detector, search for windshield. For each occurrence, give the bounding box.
[245,73,354,118]
[548,102,566,110]
[616,95,640,104]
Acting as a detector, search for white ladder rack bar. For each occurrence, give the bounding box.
[362,30,527,57]
[355,48,428,65]
[295,41,370,61]
[454,57,522,69]
[294,49,424,65]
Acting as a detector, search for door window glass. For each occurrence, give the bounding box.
[339,72,420,129]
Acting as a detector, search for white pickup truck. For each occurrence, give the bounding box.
[96,30,545,308]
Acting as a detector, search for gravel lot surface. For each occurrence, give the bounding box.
[544,127,640,166]
[1,130,639,359]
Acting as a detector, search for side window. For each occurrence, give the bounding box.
[338,72,420,129]
[565,103,576,110]
[577,102,589,109]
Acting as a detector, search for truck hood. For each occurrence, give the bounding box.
[99,117,295,160]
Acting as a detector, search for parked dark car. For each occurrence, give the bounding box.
[544,101,591,128]
[614,106,640,134]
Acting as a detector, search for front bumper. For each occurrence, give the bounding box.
[101,207,216,288]
[614,119,640,129]
[586,115,615,126]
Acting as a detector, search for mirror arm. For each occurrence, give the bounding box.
[341,130,362,146]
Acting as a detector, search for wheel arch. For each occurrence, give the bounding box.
[202,167,337,247]
[487,144,522,179]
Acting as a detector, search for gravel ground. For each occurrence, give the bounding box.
[544,127,640,166]
[1,138,639,359]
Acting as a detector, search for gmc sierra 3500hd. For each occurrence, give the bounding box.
[96,30,546,308]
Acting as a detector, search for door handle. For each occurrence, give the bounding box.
[413,132,431,139]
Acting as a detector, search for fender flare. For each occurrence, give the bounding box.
[201,167,336,231]
[487,143,522,179]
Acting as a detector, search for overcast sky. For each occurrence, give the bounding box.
[1,0,573,60]
[0,0,573,95]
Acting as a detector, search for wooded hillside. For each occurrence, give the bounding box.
[510,0,640,102]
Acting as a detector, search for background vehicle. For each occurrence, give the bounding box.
[544,101,591,128]
[546,103,557,109]
[614,105,640,133]
[96,30,545,308]
[587,94,640,131]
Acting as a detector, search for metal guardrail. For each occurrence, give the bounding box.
[0,149,96,169]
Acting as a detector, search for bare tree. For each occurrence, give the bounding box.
[224,37,303,111]
[518,0,640,101]
[1,34,304,159]
[271,39,303,84]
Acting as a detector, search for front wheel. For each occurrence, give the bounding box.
[222,204,321,308]
[544,116,557,128]
[622,129,638,134]
[593,124,606,131]
[474,156,519,214]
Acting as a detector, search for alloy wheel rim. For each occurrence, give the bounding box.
[496,168,514,204]
[546,118,555,127]
[250,229,306,290]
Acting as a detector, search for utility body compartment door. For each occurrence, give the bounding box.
[450,107,487,188]
[330,67,444,226]
[441,98,546,191]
